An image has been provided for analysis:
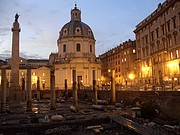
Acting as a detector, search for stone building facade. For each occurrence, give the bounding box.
[0,58,50,91]
[99,40,136,89]
[49,4,101,89]
[134,0,180,90]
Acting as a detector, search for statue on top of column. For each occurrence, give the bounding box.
[15,13,20,22]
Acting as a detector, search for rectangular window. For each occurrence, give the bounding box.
[90,45,92,52]
[76,44,81,51]
[63,44,66,52]
[156,28,159,38]
[151,31,154,41]
[145,35,148,44]
[167,21,170,32]
[161,25,165,35]
[173,17,176,28]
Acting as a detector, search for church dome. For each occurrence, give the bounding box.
[58,4,95,40]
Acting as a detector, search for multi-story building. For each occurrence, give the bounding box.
[100,39,136,89]
[134,0,180,90]
[0,58,50,91]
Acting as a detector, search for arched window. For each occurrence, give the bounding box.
[168,35,172,47]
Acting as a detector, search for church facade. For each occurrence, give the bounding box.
[49,5,101,89]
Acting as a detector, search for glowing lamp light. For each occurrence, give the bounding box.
[129,73,135,80]
[167,62,176,68]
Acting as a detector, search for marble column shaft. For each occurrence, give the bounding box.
[11,20,21,100]
[72,70,78,107]
[111,70,116,103]
[1,68,7,112]
[50,67,56,110]
[26,67,32,111]
[93,70,97,104]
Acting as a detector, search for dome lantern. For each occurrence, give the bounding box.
[71,4,81,21]
[58,4,95,40]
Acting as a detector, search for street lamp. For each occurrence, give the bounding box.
[129,73,135,89]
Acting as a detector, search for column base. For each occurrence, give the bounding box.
[26,100,32,112]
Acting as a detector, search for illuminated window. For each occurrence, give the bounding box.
[168,37,172,46]
[124,58,126,61]
[42,73,45,76]
[170,52,173,59]
[133,49,136,53]
[32,72,36,76]
[176,50,179,58]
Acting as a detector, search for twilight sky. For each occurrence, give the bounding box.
[0,0,165,59]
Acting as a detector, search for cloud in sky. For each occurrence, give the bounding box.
[0,49,44,61]
[0,0,165,59]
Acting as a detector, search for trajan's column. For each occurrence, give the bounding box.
[10,13,21,100]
